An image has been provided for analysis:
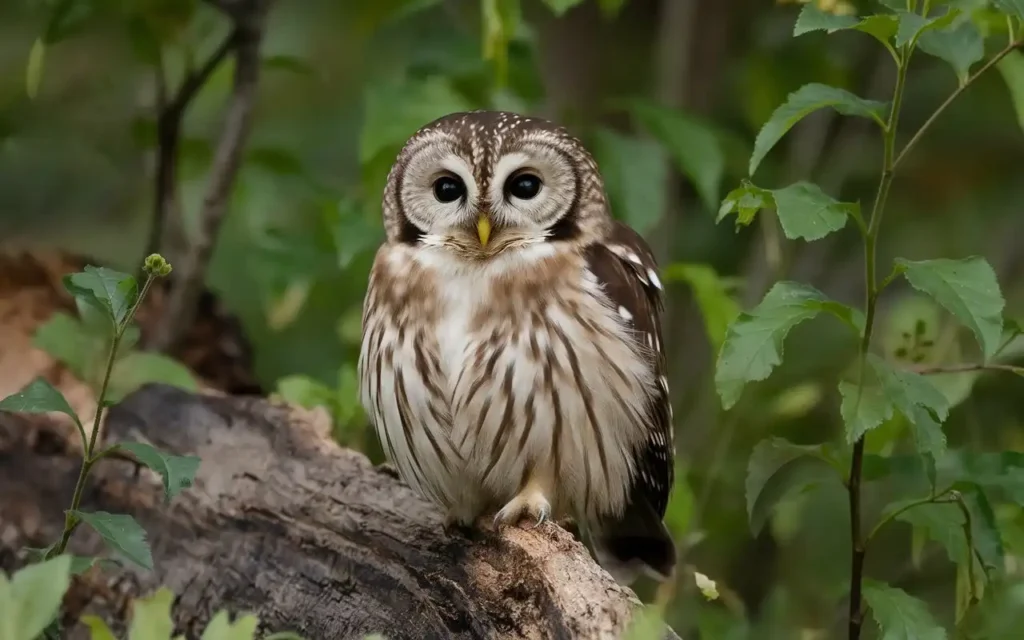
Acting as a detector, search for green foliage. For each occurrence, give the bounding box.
[744,438,839,535]
[918,16,985,85]
[115,442,201,502]
[863,579,947,640]
[748,83,888,176]
[996,50,1024,133]
[718,180,861,241]
[662,263,740,350]
[590,128,668,234]
[0,555,72,640]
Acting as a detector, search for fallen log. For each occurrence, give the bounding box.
[0,384,678,639]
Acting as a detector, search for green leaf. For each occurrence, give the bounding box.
[749,83,888,176]
[745,438,837,535]
[992,0,1024,20]
[200,610,260,640]
[631,102,725,213]
[81,615,118,640]
[33,312,100,381]
[107,352,199,404]
[596,0,627,18]
[996,50,1024,135]
[868,355,950,455]
[117,442,200,502]
[70,510,153,570]
[895,8,959,47]
[863,580,947,640]
[895,257,1005,359]
[856,14,901,52]
[839,380,893,443]
[0,377,82,430]
[540,0,585,15]
[7,555,72,640]
[26,38,45,100]
[918,17,985,85]
[771,182,858,241]
[63,266,138,329]
[715,282,862,409]
[940,450,1024,504]
[590,128,668,235]
[793,4,859,35]
[717,181,774,229]
[661,263,740,350]
[129,587,175,640]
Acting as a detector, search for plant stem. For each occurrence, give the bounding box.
[893,40,1023,170]
[864,488,953,545]
[912,362,1024,376]
[48,275,156,559]
[848,46,911,640]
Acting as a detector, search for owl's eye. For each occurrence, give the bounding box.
[506,172,542,200]
[433,175,465,203]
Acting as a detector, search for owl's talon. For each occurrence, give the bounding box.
[494,491,551,530]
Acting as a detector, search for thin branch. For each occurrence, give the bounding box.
[147,0,270,353]
[911,362,1024,376]
[893,40,1023,170]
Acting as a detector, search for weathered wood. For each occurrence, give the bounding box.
[0,384,676,640]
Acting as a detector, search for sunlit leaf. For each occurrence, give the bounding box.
[107,352,199,404]
[117,442,200,502]
[662,263,740,350]
[129,587,175,640]
[200,610,260,640]
[590,128,667,235]
[693,571,719,600]
[745,438,838,535]
[8,555,72,640]
[996,50,1024,135]
[895,257,1005,360]
[81,615,118,640]
[839,380,893,443]
[918,17,985,85]
[715,282,863,409]
[70,510,153,570]
[0,377,83,430]
[631,102,725,213]
[863,580,947,640]
[793,4,859,35]
[749,83,888,176]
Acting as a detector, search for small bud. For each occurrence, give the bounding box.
[143,253,172,277]
[694,571,719,601]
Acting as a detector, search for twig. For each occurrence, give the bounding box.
[910,362,1024,376]
[143,29,238,276]
[147,0,270,353]
[892,40,1023,170]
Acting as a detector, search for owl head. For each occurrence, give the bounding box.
[381,111,612,259]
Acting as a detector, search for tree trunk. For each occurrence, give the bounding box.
[0,384,679,640]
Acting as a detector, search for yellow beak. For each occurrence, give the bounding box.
[476,215,491,247]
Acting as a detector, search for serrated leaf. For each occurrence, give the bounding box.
[200,610,260,640]
[864,580,947,640]
[839,380,894,442]
[26,38,45,100]
[793,4,859,35]
[8,554,72,640]
[117,442,200,502]
[661,263,740,350]
[717,181,774,228]
[749,83,888,176]
[771,182,857,241]
[856,14,901,50]
[63,266,138,328]
[918,17,985,85]
[895,257,1005,359]
[895,8,959,47]
[107,352,199,404]
[996,50,1024,135]
[82,615,118,640]
[540,0,585,15]
[71,510,153,570]
[992,0,1024,20]
[715,282,862,409]
[0,377,82,429]
[868,355,950,455]
[745,438,837,535]
[590,128,668,235]
[129,587,175,640]
[940,451,1024,504]
[631,102,725,213]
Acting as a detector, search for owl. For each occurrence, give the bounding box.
[357,110,675,584]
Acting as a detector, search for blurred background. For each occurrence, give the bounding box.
[2,0,1024,637]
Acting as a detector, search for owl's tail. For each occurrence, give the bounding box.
[591,494,676,585]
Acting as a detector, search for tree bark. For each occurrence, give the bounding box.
[0,384,679,640]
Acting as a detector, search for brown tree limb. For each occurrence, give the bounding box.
[147,0,270,353]
[0,384,679,640]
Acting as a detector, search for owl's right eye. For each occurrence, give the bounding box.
[432,175,465,203]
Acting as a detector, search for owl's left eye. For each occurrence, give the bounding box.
[506,172,543,200]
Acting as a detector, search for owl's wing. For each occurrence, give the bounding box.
[583,220,675,582]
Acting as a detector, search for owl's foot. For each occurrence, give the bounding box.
[493,490,551,530]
